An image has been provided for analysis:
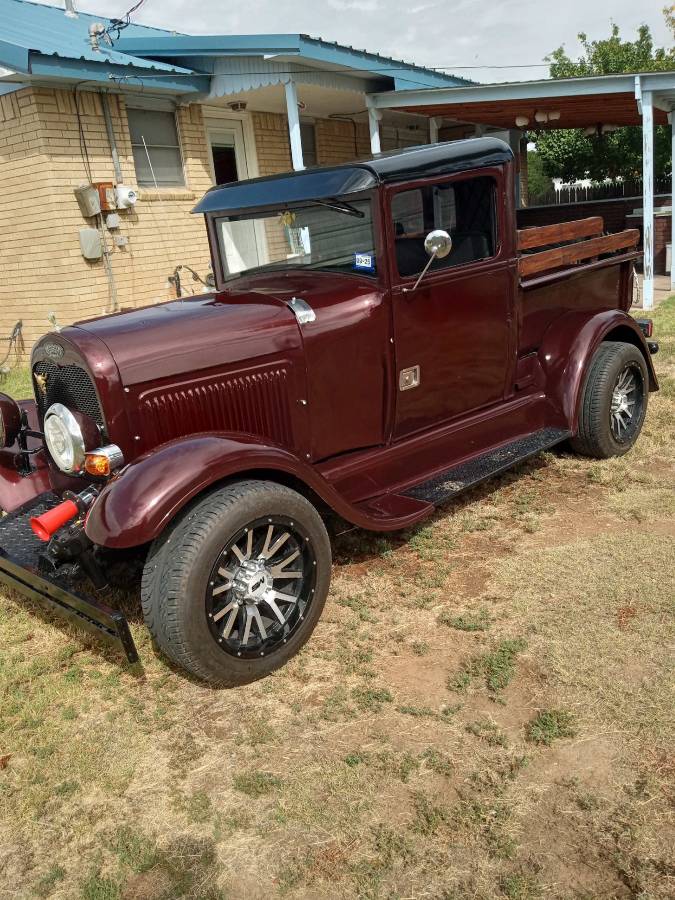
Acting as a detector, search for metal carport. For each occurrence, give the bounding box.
[366,72,675,309]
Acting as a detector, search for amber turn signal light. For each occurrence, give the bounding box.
[84,444,124,477]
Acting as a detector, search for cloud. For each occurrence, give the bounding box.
[326,0,381,11]
[28,0,673,83]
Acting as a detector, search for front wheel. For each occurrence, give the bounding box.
[141,480,331,685]
[570,341,649,459]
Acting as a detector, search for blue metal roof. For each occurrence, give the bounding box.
[0,1,471,93]
[0,0,205,88]
[115,33,473,90]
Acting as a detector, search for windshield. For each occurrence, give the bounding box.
[214,196,377,281]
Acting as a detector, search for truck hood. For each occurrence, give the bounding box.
[72,288,302,385]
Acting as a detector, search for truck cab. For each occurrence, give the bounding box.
[0,138,658,685]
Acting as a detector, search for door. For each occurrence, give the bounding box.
[206,122,267,271]
[389,172,513,438]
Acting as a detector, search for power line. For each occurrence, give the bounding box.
[103,0,149,45]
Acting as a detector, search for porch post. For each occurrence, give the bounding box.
[284,79,304,171]
[671,111,675,293]
[642,90,654,309]
[429,117,441,143]
[367,102,381,155]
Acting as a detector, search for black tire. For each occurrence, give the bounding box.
[569,341,648,459]
[141,480,331,686]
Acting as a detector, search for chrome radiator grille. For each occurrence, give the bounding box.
[33,361,105,429]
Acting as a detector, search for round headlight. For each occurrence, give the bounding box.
[0,393,22,448]
[44,403,86,473]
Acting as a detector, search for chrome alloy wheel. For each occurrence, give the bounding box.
[610,364,643,442]
[205,517,317,659]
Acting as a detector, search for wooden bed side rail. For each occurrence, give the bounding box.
[518,229,640,278]
[517,216,604,251]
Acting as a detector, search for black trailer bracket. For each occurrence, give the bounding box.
[0,495,138,663]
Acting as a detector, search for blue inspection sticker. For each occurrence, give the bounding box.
[353,251,376,272]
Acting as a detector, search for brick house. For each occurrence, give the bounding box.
[0,0,473,356]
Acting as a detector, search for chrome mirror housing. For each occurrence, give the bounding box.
[424,229,452,259]
[404,230,453,293]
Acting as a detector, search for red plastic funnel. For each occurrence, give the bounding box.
[30,499,79,542]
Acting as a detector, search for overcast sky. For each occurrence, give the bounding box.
[33,0,673,83]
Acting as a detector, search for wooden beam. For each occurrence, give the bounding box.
[518,217,604,251]
[519,229,640,277]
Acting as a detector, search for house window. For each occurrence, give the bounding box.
[127,107,185,187]
[300,123,317,167]
[391,176,497,278]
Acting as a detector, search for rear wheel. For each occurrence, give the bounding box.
[570,341,648,458]
[141,480,331,685]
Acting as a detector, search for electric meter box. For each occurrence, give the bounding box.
[94,181,117,211]
[74,184,101,218]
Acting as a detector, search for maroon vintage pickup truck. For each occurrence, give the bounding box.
[0,138,659,684]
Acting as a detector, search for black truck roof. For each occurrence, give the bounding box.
[192,137,513,215]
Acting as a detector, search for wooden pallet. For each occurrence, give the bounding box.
[517,216,639,278]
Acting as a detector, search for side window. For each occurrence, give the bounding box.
[391,176,496,278]
[300,123,317,167]
[127,108,185,188]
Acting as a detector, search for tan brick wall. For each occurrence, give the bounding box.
[315,118,370,165]
[0,88,58,361]
[0,92,426,361]
[251,111,292,176]
[0,87,213,357]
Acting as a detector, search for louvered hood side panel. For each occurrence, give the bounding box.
[137,364,298,451]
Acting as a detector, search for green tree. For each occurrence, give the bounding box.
[532,15,674,183]
[527,150,555,201]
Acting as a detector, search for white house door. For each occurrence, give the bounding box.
[206,122,266,271]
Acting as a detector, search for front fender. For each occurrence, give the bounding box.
[85,435,313,548]
[539,309,658,432]
[84,433,427,549]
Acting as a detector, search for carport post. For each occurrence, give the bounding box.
[367,101,382,155]
[284,79,304,171]
[671,111,675,293]
[641,90,654,309]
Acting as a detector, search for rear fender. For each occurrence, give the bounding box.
[84,434,422,549]
[539,309,658,432]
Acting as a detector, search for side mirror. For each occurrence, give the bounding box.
[424,229,452,259]
[404,230,453,293]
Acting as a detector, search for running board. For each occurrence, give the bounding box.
[403,427,570,505]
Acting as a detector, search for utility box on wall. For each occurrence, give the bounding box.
[74,184,101,218]
[94,181,117,211]
[79,227,103,260]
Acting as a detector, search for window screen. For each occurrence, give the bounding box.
[391,176,496,277]
[127,108,185,187]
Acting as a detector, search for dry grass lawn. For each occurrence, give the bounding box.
[1,300,673,899]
